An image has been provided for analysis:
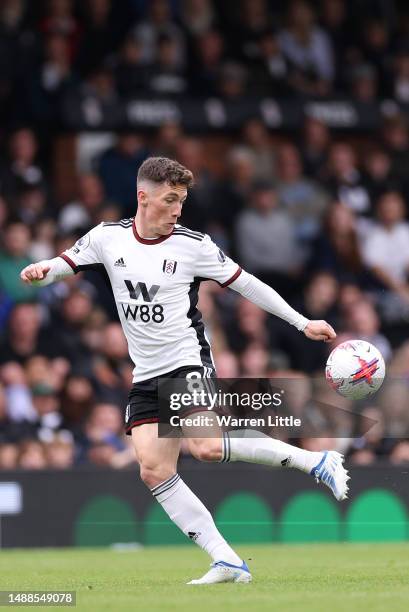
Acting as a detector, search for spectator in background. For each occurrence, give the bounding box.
[0,195,9,230]
[18,439,47,469]
[361,191,409,314]
[44,432,75,468]
[0,383,9,435]
[25,354,56,389]
[0,443,19,469]
[301,115,330,179]
[325,142,371,216]
[0,0,32,123]
[276,142,329,258]
[239,342,270,376]
[0,220,38,303]
[213,350,240,377]
[28,216,57,261]
[0,128,44,198]
[97,134,149,217]
[251,29,292,97]
[190,29,225,95]
[379,376,409,437]
[92,322,132,406]
[39,0,80,60]
[175,137,216,232]
[60,374,94,427]
[349,406,394,460]
[279,0,335,96]
[269,272,339,372]
[30,381,63,439]
[235,179,302,297]
[0,0,27,36]
[225,298,268,354]
[0,380,27,446]
[230,0,274,62]
[63,64,119,131]
[180,0,217,36]
[113,37,147,97]
[217,60,248,99]
[15,185,49,229]
[342,298,392,361]
[320,0,352,90]
[58,173,107,233]
[213,146,256,244]
[392,49,409,103]
[360,19,392,94]
[147,34,188,96]
[0,304,40,365]
[382,115,409,188]
[76,0,117,78]
[131,0,186,68]
[349,63,378,103]
[0,361,37,428]
[52,288,96,371]
[240,118,276,182]
[79,307,108,355]
[76,402,126,464]
[25,33,76,125]
[309,202,372,286]
[390,441,409,464]
[349,448,376,465]
[363,147,399,203]
[153,121,184,158]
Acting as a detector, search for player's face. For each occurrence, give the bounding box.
[138,182,187,236]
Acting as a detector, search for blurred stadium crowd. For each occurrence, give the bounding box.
[1,0,409,470]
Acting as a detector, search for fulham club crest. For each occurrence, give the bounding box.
[163,259,177,276]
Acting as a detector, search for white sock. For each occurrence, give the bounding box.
[151,474,242,565]
[222,430,323,473]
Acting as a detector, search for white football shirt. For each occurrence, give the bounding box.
[61,219,241,382]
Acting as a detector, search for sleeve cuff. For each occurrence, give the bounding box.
[221,267,242,288]
[59,254,77,272]
[294,316,309,332]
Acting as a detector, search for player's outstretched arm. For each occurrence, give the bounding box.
[20,257,74,287]
[229,270,336,343]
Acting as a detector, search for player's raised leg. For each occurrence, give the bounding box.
[131,423,251,584]
[188,430,349,501]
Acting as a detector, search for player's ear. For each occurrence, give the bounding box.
[137,188,148,207]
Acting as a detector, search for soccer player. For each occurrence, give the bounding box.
[20,157,349,584]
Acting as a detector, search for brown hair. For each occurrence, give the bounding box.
[137,156,194,188]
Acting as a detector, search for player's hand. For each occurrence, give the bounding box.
[303,320,336,342]
[20,262,50,284]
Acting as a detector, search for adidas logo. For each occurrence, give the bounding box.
[188,531,201,542]
[114,257,126,267]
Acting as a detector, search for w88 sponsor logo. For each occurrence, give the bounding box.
[122,279,164,323]
[121,303,164,323]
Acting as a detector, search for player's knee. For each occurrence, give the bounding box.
[139,463,175,489]
[189,438,222,462]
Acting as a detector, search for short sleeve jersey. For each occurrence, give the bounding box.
[61,219,241,382]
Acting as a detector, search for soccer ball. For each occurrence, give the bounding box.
[325,339,385,400]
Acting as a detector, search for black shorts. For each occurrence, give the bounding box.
[125,365,216,434]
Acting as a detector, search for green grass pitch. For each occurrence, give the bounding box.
[1,544,409,612]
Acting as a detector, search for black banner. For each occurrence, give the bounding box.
[61,92,404,131]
